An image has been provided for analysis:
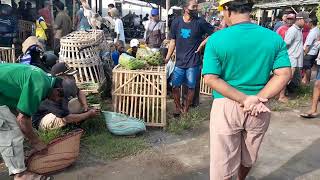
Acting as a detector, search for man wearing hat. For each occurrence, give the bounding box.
[0,63,69,180]
[144,8,165,50]
[32,62,98,130]
[276,13,296,39]
[279,11,310,102]
[202,0,291,179]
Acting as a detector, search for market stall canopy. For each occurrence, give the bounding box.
[254,0,319,9]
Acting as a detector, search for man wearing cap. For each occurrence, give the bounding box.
[32,62,98,130]
[165,0,214,115]
[127,39,140,58]
[203,0,291,179]
[276,13,296,39]
[0,63,68,180]
[279,11,309,102]
[144,8,165,50]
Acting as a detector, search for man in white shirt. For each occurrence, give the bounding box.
[109,8,125,43]
[279,12,309,103]
[302,17,320,84]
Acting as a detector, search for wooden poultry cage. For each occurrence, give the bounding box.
[112,65,167,127]
[0,44,15,63]
[59,30,105,92]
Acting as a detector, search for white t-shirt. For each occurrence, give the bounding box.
[304,26,320,56]
[114,18,125,43]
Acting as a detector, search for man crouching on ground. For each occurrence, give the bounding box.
[0,63,68,180]
[202,0,292,180]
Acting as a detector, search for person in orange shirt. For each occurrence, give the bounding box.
[276,13,296,39]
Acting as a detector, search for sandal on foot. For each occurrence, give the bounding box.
[300,113,318,119]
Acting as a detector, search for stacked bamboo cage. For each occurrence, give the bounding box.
[59,30,105,92]
[112,65,167,127]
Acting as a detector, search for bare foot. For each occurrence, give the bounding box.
[278,96,289,103]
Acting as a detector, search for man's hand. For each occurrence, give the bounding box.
[242,96,270,116]
[164,58,169,64]
[32,140,47,154]
[195,44,204,53]
[89,108,100,117]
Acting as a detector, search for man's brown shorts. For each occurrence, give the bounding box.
[210,98,270,180]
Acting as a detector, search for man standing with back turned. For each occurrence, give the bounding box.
[203,0,292,179]
[165,0,213,116]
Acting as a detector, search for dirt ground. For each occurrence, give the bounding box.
[2,96,320,180]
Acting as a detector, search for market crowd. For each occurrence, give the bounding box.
[0,0,320,180]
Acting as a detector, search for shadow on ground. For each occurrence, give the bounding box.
[261,138,320,180]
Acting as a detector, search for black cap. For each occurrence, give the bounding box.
[51,62,78,76]
[53,77,78,98]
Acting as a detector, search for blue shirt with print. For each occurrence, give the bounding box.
[170,16,213,68]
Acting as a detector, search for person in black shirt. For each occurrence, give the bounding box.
[165,0,214,116]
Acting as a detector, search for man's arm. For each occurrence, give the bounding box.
[165,39,176,63]
[196,36,210,53]
[257,67,292,99]
[16,113,46,151]
[78,90,88,111]
[204,75,269,115]
[64,109,98,124]
[284,28,295,47]
[203,74,247,104]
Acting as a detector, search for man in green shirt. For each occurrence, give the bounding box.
[0,64,67,180]
[202,0,292,179]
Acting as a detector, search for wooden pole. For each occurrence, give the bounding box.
[166,0,170,39]
[73,0,76,30]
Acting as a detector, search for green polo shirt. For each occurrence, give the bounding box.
[203,23,291,99]
[0,64,56,116]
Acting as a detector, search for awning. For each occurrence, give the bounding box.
[254,0,319,9]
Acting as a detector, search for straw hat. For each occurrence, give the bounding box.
[22,36,44,54]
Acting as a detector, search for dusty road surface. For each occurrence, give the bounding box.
[2,103,320,180]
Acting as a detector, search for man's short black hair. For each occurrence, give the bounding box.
[55,1,64,11]
[108,3,114,8]
[310,17,318,26]
[223,0,254,14]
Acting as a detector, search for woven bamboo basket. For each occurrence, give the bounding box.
[59,30,105,92]
[112,65,167,127]
[26,129,84,174]
[200,75,213,96]
[0,44,15,63]
[18,20,34,42]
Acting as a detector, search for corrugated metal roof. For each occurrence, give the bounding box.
[254,0,319,9]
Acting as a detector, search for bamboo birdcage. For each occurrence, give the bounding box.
[0,44,15,63]
[59,30,105,92]
[112,65,167,127]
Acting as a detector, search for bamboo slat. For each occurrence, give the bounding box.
[0,44,16,63]
[112,65,167,127]
[200,75,213,96]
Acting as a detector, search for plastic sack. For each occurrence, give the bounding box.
[103,111,146,136]
[166,59,175,79]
